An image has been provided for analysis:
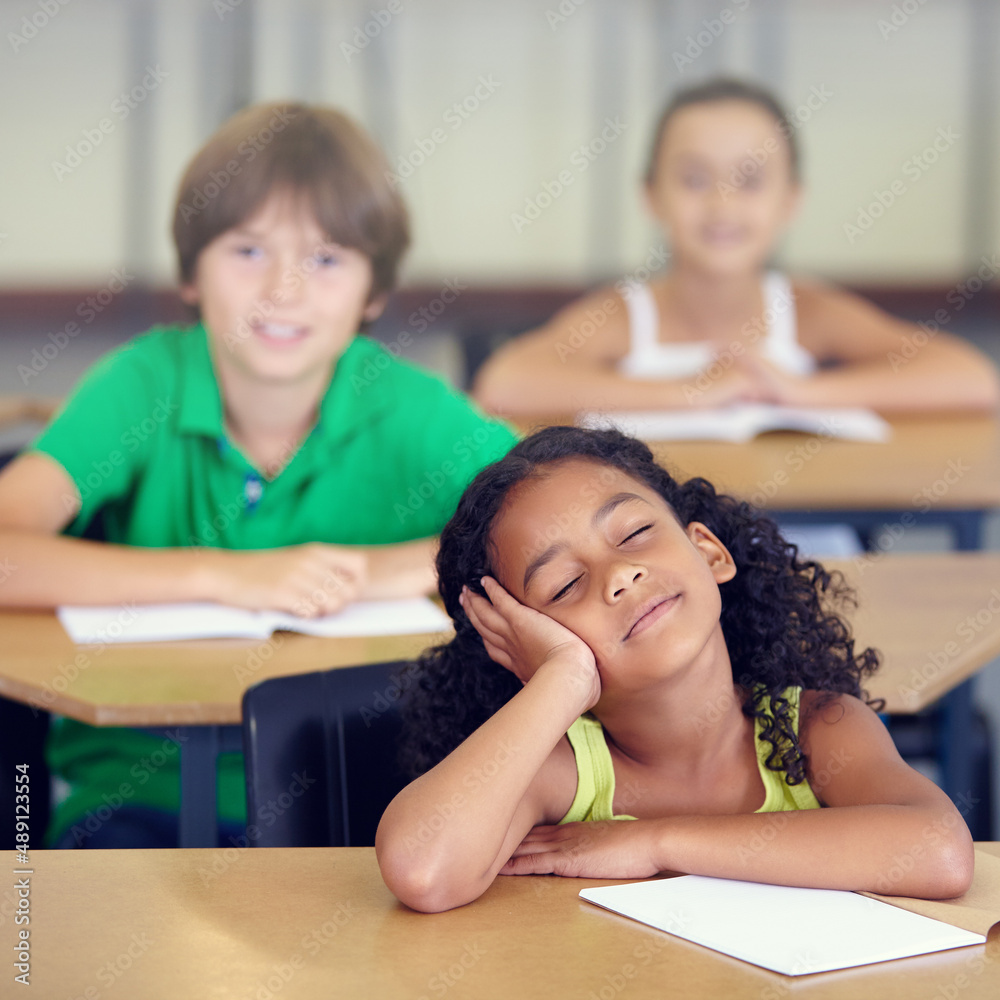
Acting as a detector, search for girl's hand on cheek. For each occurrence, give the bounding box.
[460,576,600,711]
[500,821,661,879]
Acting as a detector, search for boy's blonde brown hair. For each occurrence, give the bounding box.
[172,102,409,303]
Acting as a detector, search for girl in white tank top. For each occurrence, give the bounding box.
[618,271,816,380]
[471,80,999,431]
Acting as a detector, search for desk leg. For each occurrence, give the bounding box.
[952,511,984,551]
[178,726,219,848]
[939,680,977,824]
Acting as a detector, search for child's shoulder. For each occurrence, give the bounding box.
[790,276,900,357]
[798,690,883,744]
[528,284,632,363]
[62,322,202,404]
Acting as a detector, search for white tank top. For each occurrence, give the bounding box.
[618,271,816,380]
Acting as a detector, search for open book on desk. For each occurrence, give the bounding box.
[580,404,892,443]
[580,849,1000,975]
[57,597,452,644]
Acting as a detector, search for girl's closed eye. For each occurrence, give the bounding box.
[621,523,653,544]
[234,243,263,259]
[550,575,581,603]
[549,524,653,602]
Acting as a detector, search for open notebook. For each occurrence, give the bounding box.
[580,849,1000,976]
[580,404,891,443]
[57,597,452,644]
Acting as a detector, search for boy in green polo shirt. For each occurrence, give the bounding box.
[0,102,517,847]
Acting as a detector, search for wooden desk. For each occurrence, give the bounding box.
[0,612,445,726]
[828,553,1000,714]
[2,552,999,845]
[519,413,1000,548]
[648,414,1000,513]
[0,618,446,846]
[7,845,999,999]
[2,555,996,723]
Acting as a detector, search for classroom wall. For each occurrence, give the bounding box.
[0,0,998,292]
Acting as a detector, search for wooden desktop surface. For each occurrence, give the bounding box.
[8,844,999,1000]
[516,413,1000,510]
[0,617,445,726]
[0,553,999,725]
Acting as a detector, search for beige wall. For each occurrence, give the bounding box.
[0,0,995,290]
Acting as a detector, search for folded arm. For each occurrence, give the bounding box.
[502,694,974,900]
[779,284,1000,414]
[0,452,431,613]
[376,577,600,912]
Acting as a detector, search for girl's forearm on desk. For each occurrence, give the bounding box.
[647,804,974,898]
[802,340,1000,413]
[377,657,587,912]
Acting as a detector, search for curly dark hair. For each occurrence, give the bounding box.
[400,426,881,787]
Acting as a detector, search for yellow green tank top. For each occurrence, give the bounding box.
[559,687,820,823]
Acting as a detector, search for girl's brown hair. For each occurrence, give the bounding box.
[644,77,801,185]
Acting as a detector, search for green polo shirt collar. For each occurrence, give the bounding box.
[174,325,395,477]
[176,323,225,437]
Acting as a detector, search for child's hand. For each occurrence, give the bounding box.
[207,544,368,616]
[735,353,808,406]
[688,365,773,409]
[500,821,661,879]
[461,576,600,710]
